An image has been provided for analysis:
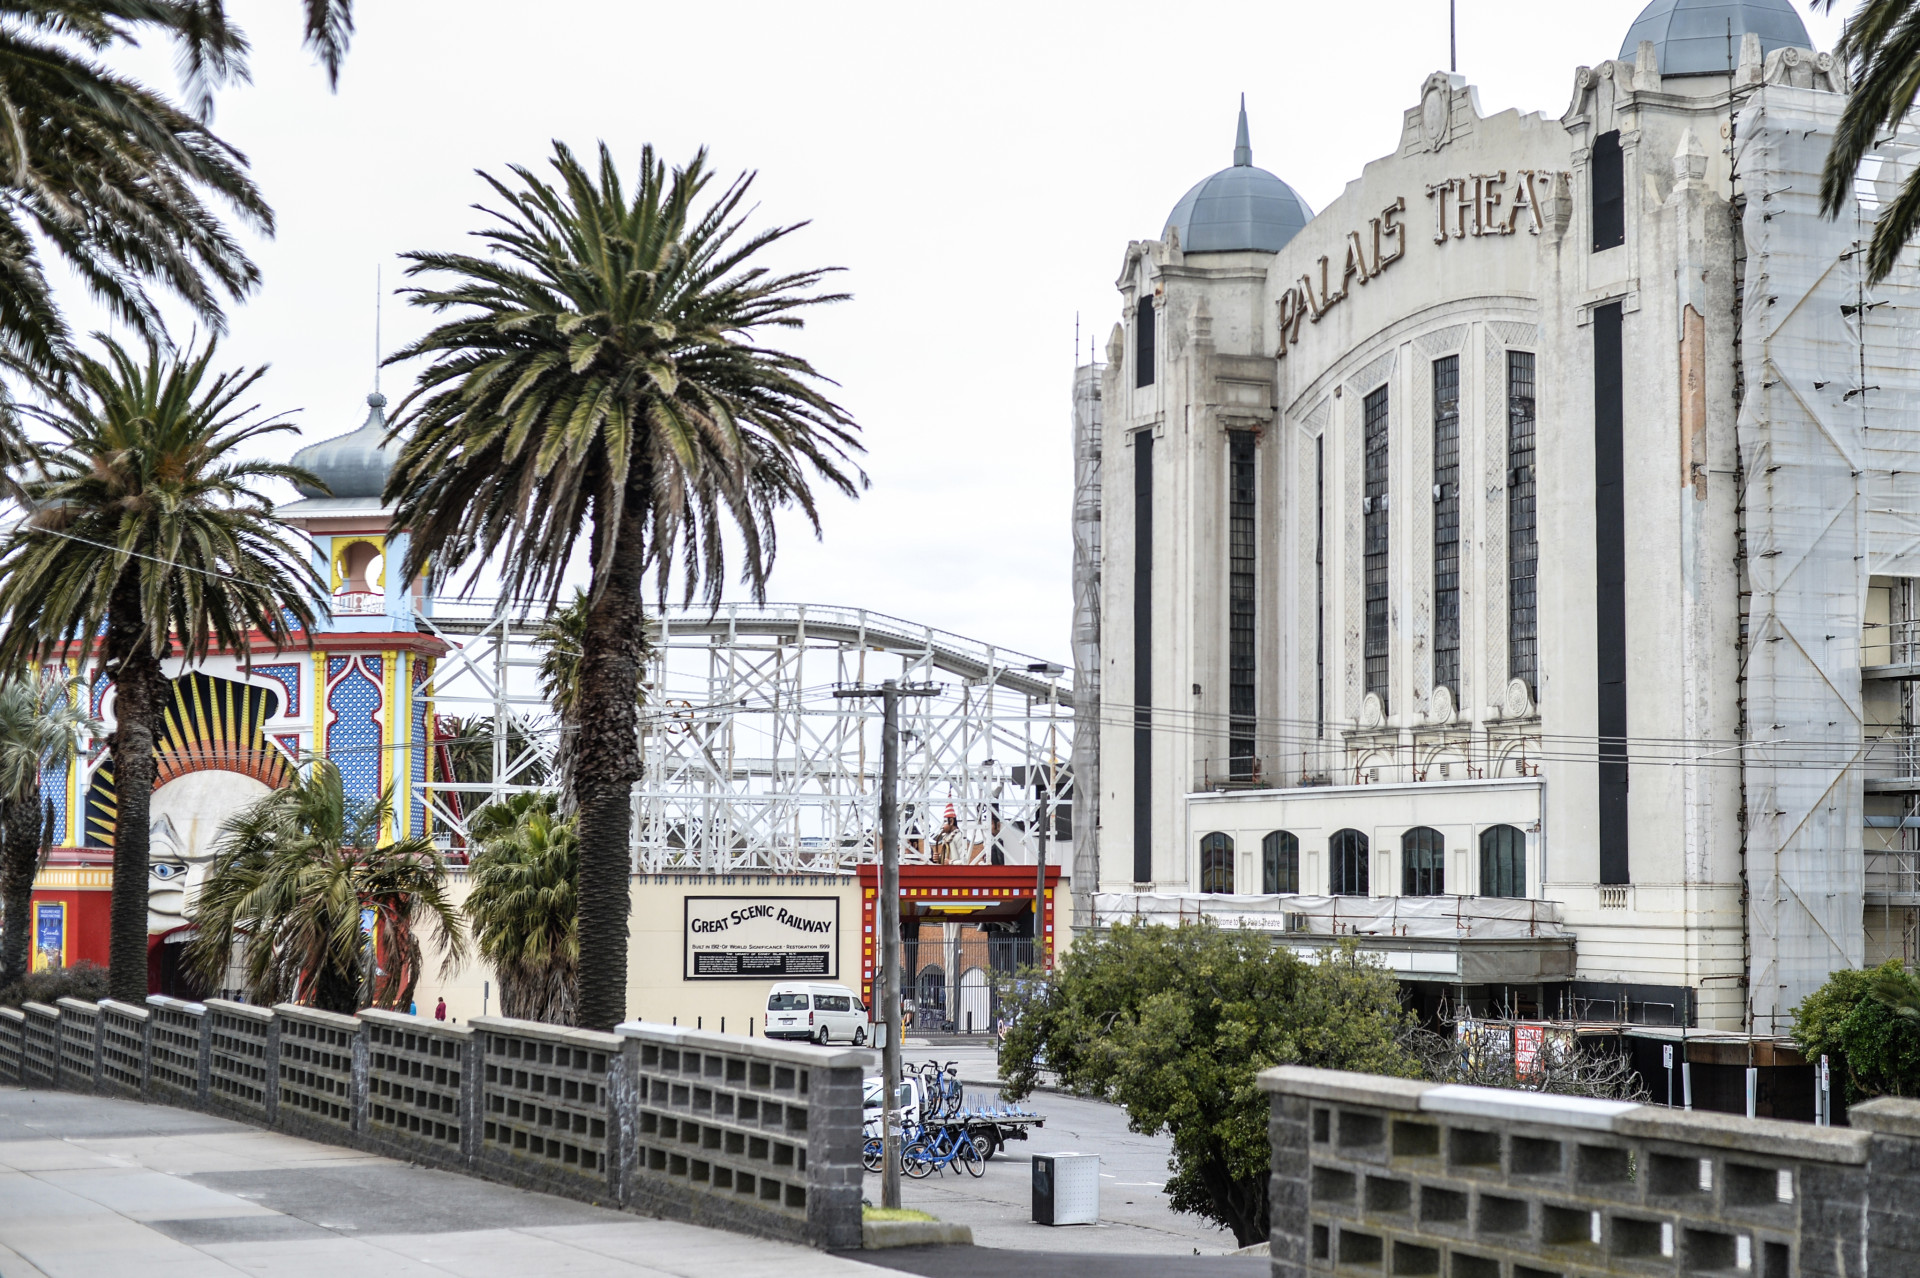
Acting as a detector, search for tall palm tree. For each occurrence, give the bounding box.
[186,761,466,1013]
[0,671,97,989]
[1819,0,1920,279]
[465,792,577,1024]
[535,587,648,807]
[0,1,356,473]
[0,336,324,1003]
[385,142,865,1030]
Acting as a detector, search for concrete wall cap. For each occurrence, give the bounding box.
[96,999,148,1022]
[471,1015,622,1052]
[21,1001,59,1017]
[207,998,274,1023]
[269,1002,360,1030]
[54,997,98,1015]
[614,1019,869,1070]
[0,1006,22,1023]
[1419,1084,1643,1131]
[1847,1095,1920,1140]
[144,995,205,1016]
[358,1007,471,1039]
[1257,1065,1438,1109]
[1612,1106,1871,1164]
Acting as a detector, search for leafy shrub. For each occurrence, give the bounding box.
[1790,960,1920,1105]
[998,924,1417,1247]
[0,960,108,1009]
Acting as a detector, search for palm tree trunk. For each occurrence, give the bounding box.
[0,797,41,989]
[104,579,167,1004]
[570,484,650,1032]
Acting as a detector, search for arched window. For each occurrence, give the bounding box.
[1480,825,1527,899]
[1262,831,1299,894]
[1402,827,1446,897]
[1199,832,1234,893]
[1329,829,1369,896]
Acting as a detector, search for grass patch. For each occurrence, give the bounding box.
[863,1206,937,1223]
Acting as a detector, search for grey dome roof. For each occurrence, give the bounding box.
[1163,99,1313,255]
[291,392,400,500]
[1620,0,1810,76]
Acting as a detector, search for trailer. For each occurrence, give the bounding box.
[863,1074,1044,1161]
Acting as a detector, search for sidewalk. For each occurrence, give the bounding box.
[0,1088,891,1277]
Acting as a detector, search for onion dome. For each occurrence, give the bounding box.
[1619,0,1810,76]
[1163,97,1313,254]
[291,392,399,500]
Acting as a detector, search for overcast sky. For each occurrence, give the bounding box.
[83,0,1849,662]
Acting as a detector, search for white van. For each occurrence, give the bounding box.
[765,983,869,1045]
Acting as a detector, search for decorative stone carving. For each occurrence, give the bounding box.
[1420,73,1452,153]
[1359,692,1385,730]
[1428,683,1456,726]
[1503,677,1534,720]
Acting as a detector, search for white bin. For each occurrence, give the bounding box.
[1032,1151,1100,1225]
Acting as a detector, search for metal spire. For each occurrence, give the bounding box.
[1233,94,1251,167]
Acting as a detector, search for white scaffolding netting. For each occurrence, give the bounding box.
[1089,892,1570,940]
[1735,83,1920,1028]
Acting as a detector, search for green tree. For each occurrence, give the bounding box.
[185,761,466,1013]
[998,924,1418,1247]
[0,671,97,989]
[534,587,649,807]
[0,337,323,1003]
[464,792,577,1024]
[385,142,864,1030]
[1819,0,1920,280]
[1791,960,1920,1105]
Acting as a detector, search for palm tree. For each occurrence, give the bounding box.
[0,1,356,473]
[0,336,324,1003]
[385,142,865,1030]
[535,587,649,807]
[0,671,97,989]
[1819,0,1920,279]
[465,792,577,1024]
[186,761,466,1013]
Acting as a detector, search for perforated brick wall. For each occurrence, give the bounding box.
[20,1002,58,1087]
[0,1006,21,1083]
[97,999,149,1096]
[475,1017,615,1191]
[55,998,98,1088]
[205,1000,271,1117]
[146,996,207,1103]
[274,1005,359,1134]
[363,1009,469,1155]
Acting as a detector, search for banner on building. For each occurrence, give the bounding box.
[32,901,65,972]
[684,896,839,980]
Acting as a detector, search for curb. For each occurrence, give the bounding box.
[959,1074,1074,1098]
[863,1220,974,1249]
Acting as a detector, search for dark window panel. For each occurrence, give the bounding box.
[1432,357,1461,700]
[1401,826,1446,897]
[1508,351,1538,695]
[1591,130,1625,251]
[1479,825,1527,898]
[1229,430,1256,777]
[1135,295,1155,388]
[1330,828,1370,896]
[1363,387,1390,711]
[1263,830,1299,894]
[1199,831,1234,893]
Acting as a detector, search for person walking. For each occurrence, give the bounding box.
[434,997,448,1022]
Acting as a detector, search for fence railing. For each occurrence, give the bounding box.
[0,997,863,1251]
[1261,1065,1920,1277]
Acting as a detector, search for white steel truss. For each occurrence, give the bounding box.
[409,599,1075,874]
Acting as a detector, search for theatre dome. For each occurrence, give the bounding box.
[1619,0,1811,77]
[1163,99,1313,255]
[291,392,400,500]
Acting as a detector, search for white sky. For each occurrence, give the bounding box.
[80,0,1847,662]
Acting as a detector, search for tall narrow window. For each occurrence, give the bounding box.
[1135,294,1156,388]
[1229,430,1256,778]
[1363,386,1390,709]
[1329,828,1369,896]
[1401,827,1446,896]
[1316,434,1325,738]
[1133,434,1154,883]
[1593,303,1629,885]
[1591,130,1624,251]
[1263,831,1299,894]
[1508,352,1538,695]
[1432,357,1460,700]
[1480,825,1526,898]
[1199,832,1234,893]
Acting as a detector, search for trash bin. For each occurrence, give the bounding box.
[1032,1152,1100,1225]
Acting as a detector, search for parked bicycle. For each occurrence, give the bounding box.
[902,1120,986,1179]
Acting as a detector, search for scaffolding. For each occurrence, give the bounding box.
[1070,358,1104,926]
[1735,77,1920,1028]
[410,599,1075,875]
